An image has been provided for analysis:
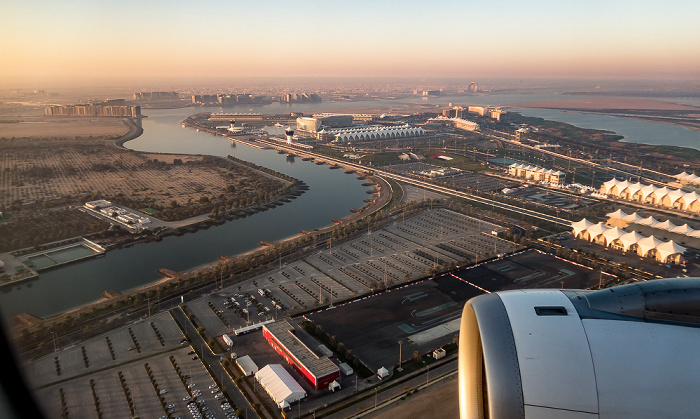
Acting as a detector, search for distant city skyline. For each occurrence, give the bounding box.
[2,0,699,88]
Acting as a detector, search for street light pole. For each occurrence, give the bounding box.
[398,340,403,371]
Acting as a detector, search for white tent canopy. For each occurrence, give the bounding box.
[571,218,594,237]
[656,241,686,262]
[671,224,696,235]
[653,219,677,231]
[637,235,664,256]
[236,355,259,376]
[638,216,658,226]
[606,209,629,219]
[602,227,625,245]
[255,364,306,409]
[625,182,643,196]
[621,212,644,224]
[619,231,645,251]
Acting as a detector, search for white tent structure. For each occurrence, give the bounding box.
[656,241,686,263]
[586,222,610,243]
[675,172,700,185]
[255,364,306,409]
[653,219,677,231]
[625,182,643,198]
[601,227,625,246]
[671,224,696,236]
[600,177,700,213]
[621,212,644,224]
[637,235,664,258]
[606,209,629,219]
[618,231,645,252]
[236,355,259,376]
[601,178,621,195]
[638,216,658,227]
[571,218,594,238]
[572,218,687,263]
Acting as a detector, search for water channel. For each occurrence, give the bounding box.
[1,95,698,319]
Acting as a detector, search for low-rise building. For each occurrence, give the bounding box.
[262,320,340,391]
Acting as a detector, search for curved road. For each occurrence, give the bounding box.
[253,138,571,227]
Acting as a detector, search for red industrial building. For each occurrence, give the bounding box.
[262,320,340,391]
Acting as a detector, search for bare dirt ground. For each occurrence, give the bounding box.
[0,117,130,138]
[365,373,459,419]
[0,116,289,252]
[0,139,247,210]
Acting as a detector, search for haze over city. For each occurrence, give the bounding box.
[2,0,700,88]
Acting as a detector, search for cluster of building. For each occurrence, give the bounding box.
[675,171,700,186]
[239,320,348,409]
[295,114,424,143]
[279,93,321,103]
[44,104,141,117]
[440,105,505,121]
[192,93,268,105]
[606,209,700,248]
[571,218,686,264]
[599,178,700,214]
[508,163,566,184]
[84,200,151,230]
[132,91,178,100]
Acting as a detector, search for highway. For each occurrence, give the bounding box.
[252,137,572,227]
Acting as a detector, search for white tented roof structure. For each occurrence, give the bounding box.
[602,227,625,245]
[656,241,686,262]
[586,222,609,240]
[676,172,700,185]
[619,231,645,251]
[638,216,658,226]
[621,212,644,223]
[637,235,664,256]
[255,364,306,409]
[236,355,259,376]
[625,182,643,196]
[600,177,700,214]
[606,209,629,219]
[571,218,594,237]
[671,224,696,236]
[653,219,677,231]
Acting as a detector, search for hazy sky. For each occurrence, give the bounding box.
[2,0,699,87]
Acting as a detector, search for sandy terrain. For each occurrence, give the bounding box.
[365,373,459,419]
[0,117,131,138]
[510,97,700,111]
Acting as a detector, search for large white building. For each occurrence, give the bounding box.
[600,178,700,213]
[675,171,700,186]
[571,218,686,264]
[255,364,307,409]
[327,124,425,143]
[508,163,565,184]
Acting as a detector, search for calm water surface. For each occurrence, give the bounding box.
[0,107,371,318]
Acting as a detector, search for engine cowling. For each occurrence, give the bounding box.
[459,278,700,419]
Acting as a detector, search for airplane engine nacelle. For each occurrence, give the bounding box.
[459,278,700,419]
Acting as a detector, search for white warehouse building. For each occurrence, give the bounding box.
[326,124,425,143]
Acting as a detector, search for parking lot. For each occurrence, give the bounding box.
[186,208,516,340]
[26,311,187,388]
[306,249,603,376]
[36,345,235,419]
